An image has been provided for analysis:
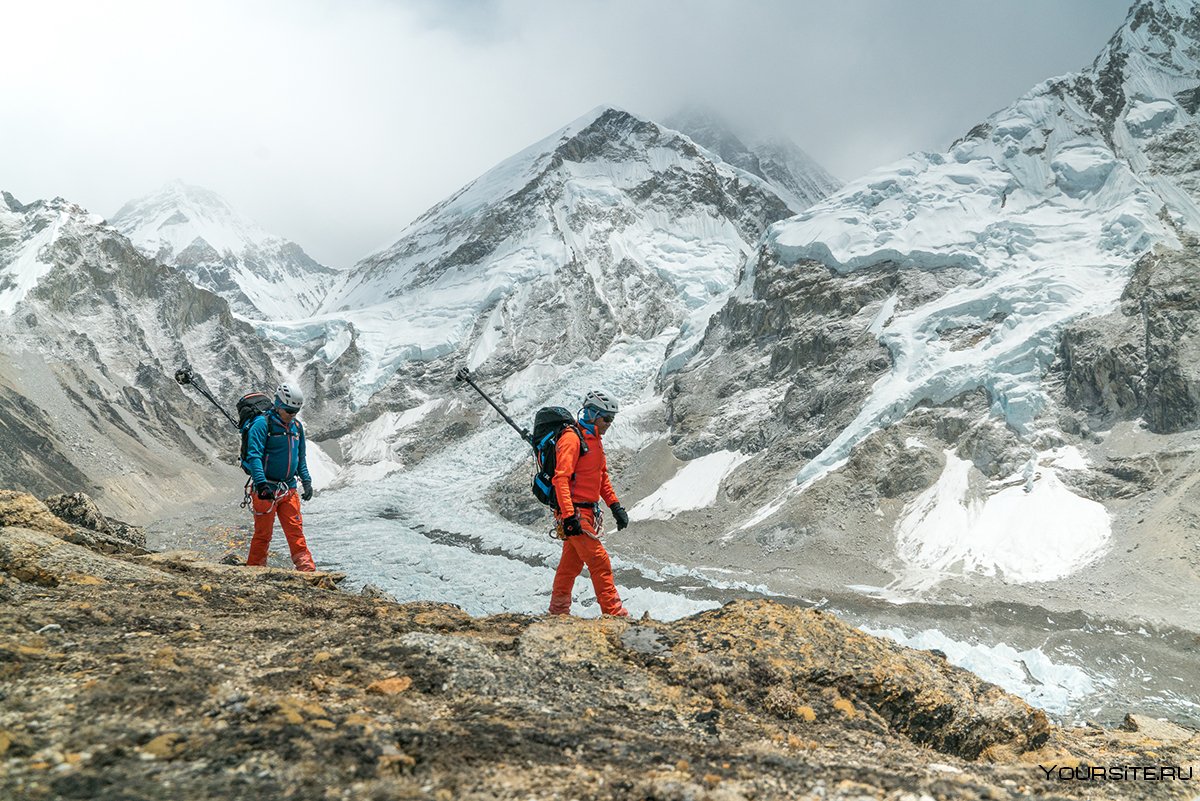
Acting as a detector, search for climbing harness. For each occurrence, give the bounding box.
[240,478,289,516]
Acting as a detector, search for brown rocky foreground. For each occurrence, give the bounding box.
[1,491,1197,800]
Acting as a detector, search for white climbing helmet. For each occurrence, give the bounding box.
[275,382,305,412]
[582,389,619,417]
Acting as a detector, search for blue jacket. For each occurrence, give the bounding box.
[242,410,311,488]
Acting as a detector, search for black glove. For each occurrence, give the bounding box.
[301,481,313,501]
[255,482,274,500]
[561,513,583,538]
[610,503,630,531]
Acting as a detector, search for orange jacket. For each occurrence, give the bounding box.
[552,422,618,518]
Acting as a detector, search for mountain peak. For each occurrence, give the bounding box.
[161,179,240,213]
[112,182,338,320]
[113,181,265,254]
[317,105,798,403]
[664,106,841,211]
[1092,0,1200,94]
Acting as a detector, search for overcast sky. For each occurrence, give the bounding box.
[3,0,1134,267]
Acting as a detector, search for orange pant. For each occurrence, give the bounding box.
[247,488,315,571]
[549,507,628,616]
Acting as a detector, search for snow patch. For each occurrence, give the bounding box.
[632,450,750,521]
[894,450,1110,585]
[0,208,65,315]
[1044,445,1089,471]
[1124,99,1178,137]
[1051,145,1117,196]
[867,292,899,338]
[304,439,340,490]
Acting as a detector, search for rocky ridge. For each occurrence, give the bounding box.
[0,193,279,520]
[1,489,1196,800]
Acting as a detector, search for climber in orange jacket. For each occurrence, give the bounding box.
[548,389,632,617]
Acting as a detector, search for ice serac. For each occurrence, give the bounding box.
[0,192,278,519]
[668,0,1198,569]
[664,107,842,212]
[307,106,796,407]
[112,181,340,321]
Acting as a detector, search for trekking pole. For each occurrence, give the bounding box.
[454,367,533,447]
[174,367,239,429]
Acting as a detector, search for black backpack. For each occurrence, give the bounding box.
[236,392,275,475]
[530,406,587,507]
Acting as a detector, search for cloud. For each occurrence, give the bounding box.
[0,0,1133,266]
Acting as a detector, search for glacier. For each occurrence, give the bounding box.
[735,1,1199,556]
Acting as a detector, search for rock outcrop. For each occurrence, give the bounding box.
[1056,237,1200,433]
[2,490,1196,800]
[0,490,72,537]
[42,492,147,555]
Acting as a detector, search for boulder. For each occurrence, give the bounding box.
[0,526,171,586]
[43,492,146,544]
[0,491,73,537]
[667,600,1050,759]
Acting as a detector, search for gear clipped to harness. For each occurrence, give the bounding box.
[530,406,587,507]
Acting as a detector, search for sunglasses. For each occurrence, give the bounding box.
[597,414,615,424]
[278,404,301,415]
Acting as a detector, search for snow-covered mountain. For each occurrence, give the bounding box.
[664,107,842,212]
[0,190,281,519]
[652,0,1200,614]
[297,106,796,414]
[112,181,340,320]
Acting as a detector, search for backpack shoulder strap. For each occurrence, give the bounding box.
[569,424,589,454]
[264,412,290,438]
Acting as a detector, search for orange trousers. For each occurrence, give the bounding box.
[549,507,628,616]
[247,488,315,571]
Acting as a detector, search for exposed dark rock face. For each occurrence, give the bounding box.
[665,244,979,470]
[0,386,94,499]
[1055,239,1200,433]
[842,428,946,499]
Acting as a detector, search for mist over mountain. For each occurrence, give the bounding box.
[112,181,340,321]
[664,106,842,211]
